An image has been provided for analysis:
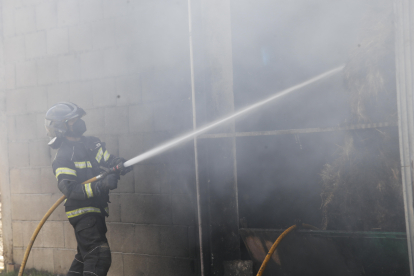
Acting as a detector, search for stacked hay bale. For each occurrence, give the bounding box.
[320,2,405,232]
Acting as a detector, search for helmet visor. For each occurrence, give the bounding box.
[45,119,67,138]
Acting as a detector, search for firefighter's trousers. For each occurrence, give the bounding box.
[67,215,111,276]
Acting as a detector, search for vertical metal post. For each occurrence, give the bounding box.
[394,0,414,275]
[199,0,240,274]
[187,0,205,275]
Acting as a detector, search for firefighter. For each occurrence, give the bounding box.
[45,102,131,276]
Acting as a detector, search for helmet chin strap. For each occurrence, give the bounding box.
[48,137,64,149]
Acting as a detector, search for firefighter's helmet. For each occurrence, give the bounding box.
[45,102,86,143]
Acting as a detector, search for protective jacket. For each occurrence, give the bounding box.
[52,136,114,223]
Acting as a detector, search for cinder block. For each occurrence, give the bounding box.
[58,54,81,82]
[47,28,69,55]
[64,221,77,249]
[114,17,139,46]
[147,34,189,70]
[140,71,162,102]
[158,226,188,257]
[135,40,158,73]
[83,108,105,136]
[103,0,130,18]
[36,1,57,30]
[118,134,144,161]
[43,221,65,247]
[107,223,134,252]
[29,139,51,166]
[10,168,41,194]
[133,225,188,257]
[32,248,54,272]
[69,24,93,52]
[8,114,37,140]
[92,78,117,107]
[4,62,16,89]
[104,106,129,135]
[91,19,116,50]
[6,89,26,115]
[11,195,41,221]
[22,221,44,248]
[8,141,29,167]
[133,225,158,254]
[1,0,16,8]
[14,247,34,269]
[47,83,71,106]
[80,51,105,80]
[120,194,172,224]
[152,100,193,132]
[141,68,191,103]
[128,104,152,133]
[104,47,130,76]
[70,81,94,109]
[16,60,37,87]
[11,194,66,221]
[26,87,48,113]
[12,221,24,247]
[169,162,195,194]
[172,194,195,226]
[116,75,141,106]
[2,7,15,37]
[57,0,80,27]
[4,35,25,62]
[0,93,6,114]
[123,254,147,276]
[116,167,134,194]
[125,43,141,73]
[80,0,103,22]
[15,6,36,34]
[134,164,168,194]
[106,194,121,222]
[36,113,49,139]
[25,31,47,59]
[108,253,123,276]
[147,256,195,276]
[19,0,45,6]
[37,57,58,85]
[41,167,60,194]
[53,249,76,274]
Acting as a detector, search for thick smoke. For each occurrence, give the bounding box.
[230,0,399,230]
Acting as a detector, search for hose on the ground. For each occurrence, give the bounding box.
[256,223,318,276]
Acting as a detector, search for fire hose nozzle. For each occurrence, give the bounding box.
[110,161,132,175]
[114,162,125,171]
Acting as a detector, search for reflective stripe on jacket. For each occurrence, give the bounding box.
[52,136,114,221]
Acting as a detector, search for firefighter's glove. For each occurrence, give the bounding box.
[109,157,133,176]
[98,174,118,191]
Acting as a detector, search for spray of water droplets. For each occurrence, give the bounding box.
[124,65,344,167]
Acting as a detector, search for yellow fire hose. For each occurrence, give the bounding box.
[18,175,102,276]
[256,223,318,276]
[19,167,314,276]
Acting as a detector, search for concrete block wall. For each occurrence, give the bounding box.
[0,0,198,275]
